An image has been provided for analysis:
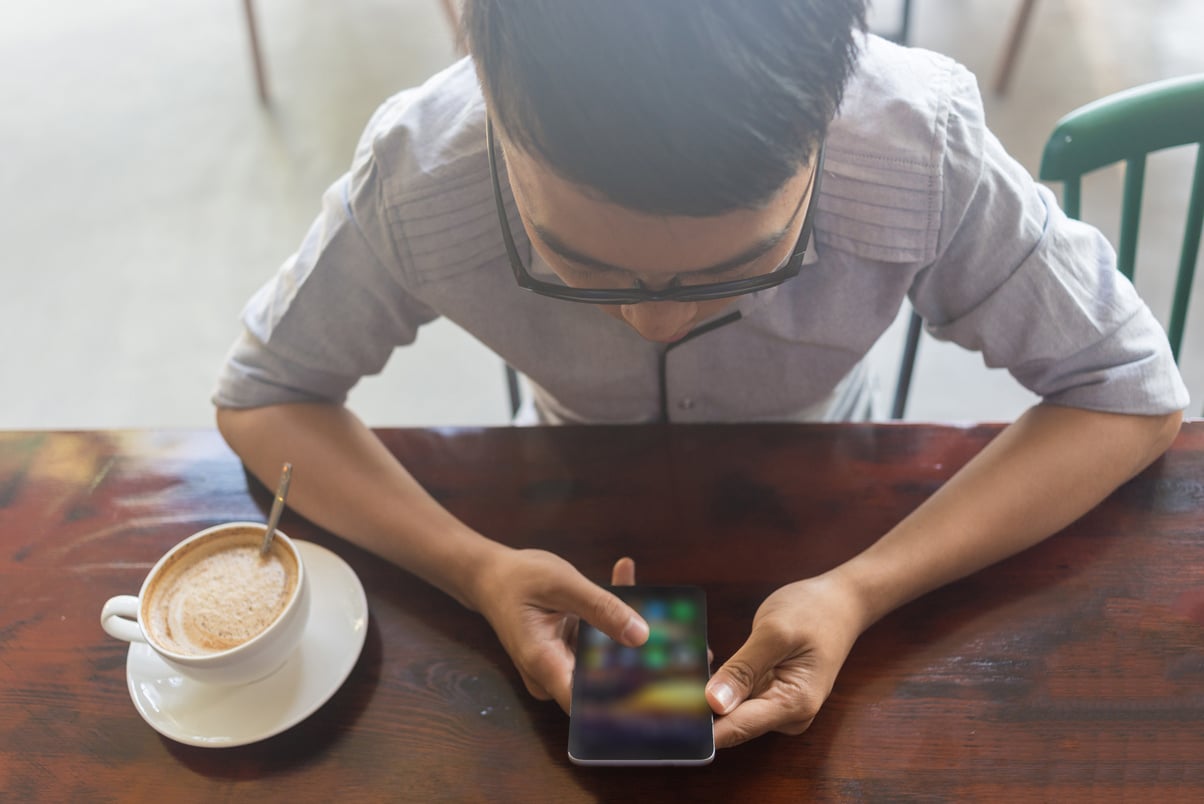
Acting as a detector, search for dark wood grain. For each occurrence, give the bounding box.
[2,423,1203,801]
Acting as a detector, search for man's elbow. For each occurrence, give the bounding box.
[215,404,236,441]
[215,404,258,456]
[1149,408,1185,458]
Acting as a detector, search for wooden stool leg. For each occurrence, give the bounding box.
[243,0,269,105]
[993,0,1038,95]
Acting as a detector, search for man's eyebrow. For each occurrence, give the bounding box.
[529,185,811,279]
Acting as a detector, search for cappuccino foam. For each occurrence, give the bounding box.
[144,528,298,656]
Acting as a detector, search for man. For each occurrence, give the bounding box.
[214,1,1187,748]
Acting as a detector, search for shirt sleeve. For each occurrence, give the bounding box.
[909,65,1190,415]
[213,140,439,410]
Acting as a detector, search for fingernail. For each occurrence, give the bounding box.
[710,681,735,712]
[621,616,649,645]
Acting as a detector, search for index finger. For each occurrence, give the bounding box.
[544,569,648,648]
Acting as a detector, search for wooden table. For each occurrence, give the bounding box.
[2,423,1203,801]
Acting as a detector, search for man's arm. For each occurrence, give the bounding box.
[840,405,1181,624]
[218,403,497,605]
[216,402,648,704]
[705,404,1183,748]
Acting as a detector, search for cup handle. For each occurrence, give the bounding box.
[101,595,146,643]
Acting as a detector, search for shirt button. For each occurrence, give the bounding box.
[678,398,695,411]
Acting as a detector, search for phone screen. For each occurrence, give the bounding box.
[568,585,714,765]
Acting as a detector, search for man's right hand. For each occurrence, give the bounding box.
[470,548,649,711]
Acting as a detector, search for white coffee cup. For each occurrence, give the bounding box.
[101,521,310,686]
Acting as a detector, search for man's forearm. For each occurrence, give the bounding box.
[215,403,507,610]
[833,404,1183,630]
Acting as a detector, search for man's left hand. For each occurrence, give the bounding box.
[705,573,865,748]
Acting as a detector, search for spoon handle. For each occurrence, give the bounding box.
[260,462,293,555]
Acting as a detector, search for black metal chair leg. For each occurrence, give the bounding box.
[892,310,923,420]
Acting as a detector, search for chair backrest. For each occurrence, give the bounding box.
[1038,74,1204,361]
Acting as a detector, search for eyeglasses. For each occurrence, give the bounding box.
[486,117,824,305]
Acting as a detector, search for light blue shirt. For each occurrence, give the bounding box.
[214,36,1189,422]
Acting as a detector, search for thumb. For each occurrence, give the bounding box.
[611,556,636,586]
[706,627,789,715]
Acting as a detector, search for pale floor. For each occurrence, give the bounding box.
[1,0,1201,429]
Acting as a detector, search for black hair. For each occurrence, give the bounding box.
[463,0,866,216]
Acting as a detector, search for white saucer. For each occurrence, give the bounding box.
[125,541,369,748]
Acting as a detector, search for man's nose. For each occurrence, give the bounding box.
[620,300,698,343]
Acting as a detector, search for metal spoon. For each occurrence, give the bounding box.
[260,462,293,556]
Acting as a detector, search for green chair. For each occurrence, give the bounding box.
[892,74,1204,419]
[1039,73,1204,364]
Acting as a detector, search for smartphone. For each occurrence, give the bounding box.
[568,585,714,766]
